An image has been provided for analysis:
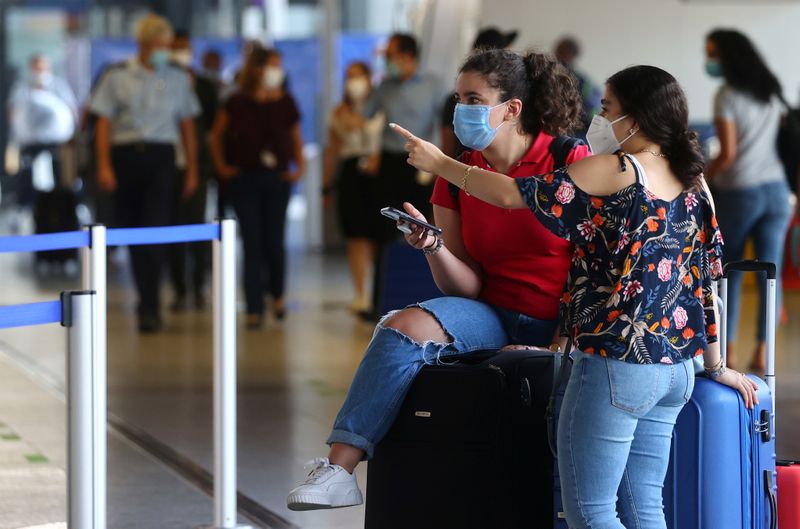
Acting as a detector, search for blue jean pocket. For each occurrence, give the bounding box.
[606,358,660,414]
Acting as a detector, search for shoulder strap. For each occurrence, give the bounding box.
[624,153,648,186]
[549,135,584,170]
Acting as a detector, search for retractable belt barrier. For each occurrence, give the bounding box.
[0,292,100,528]
[0,220,248,529]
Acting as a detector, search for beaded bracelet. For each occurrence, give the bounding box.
[421,235,444,256]
[704,356,726,379]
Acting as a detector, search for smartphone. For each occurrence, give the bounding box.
[380,207,443,236]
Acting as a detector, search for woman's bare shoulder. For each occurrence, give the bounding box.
[566,154,637,196]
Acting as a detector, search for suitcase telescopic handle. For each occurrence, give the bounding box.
[722,260,777,280]
[717,260,777,433]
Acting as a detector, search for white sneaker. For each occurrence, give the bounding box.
[287,457,363,511]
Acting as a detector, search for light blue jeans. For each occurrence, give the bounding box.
[327,296,556,459]
[558,351,695,529]
[714,180,792,341]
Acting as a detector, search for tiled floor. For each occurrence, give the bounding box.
[0,329,243,529]
[1,219,799,528]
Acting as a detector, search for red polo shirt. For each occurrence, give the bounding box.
[430,133,590,320]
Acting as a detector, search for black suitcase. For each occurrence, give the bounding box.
[364,349,561,529]
[33,188,79,263]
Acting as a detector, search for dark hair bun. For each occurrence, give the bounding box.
[521,52,583,136]
[460,49,582,137]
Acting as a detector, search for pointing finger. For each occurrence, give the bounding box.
[389,122,416,141]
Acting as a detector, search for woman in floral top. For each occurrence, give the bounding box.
[393,65,760,529]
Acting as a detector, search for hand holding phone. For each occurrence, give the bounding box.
[381,206,443,236]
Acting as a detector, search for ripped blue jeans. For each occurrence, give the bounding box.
[326,296,556,459]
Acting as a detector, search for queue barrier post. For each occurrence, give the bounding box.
[61,290,103,529]
[205,218,251,529]
[1,222,247,528]
[82,224,107,529]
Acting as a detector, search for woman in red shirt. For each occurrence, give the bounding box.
[287,49,589,510]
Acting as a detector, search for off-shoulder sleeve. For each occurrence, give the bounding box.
[515,168,593,241]
[698,190,724,343]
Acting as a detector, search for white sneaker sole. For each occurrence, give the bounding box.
[286,489,363,511]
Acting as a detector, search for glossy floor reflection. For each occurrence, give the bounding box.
[1,239,799,528]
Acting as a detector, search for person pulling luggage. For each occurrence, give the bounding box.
[392,65,759,529]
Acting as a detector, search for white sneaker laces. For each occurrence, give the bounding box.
[303,457,336,483]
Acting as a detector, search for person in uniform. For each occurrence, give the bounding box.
[89,13,201,332]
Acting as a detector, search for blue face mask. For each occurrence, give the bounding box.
[453,101,509,151]
[149,49,171,69]
[705,59,723,78]
[386,60,401,78]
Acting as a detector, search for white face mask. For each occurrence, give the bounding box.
[586,113,636,155]
[32,71,53,87]
[171,49,193,68]
[345,77,370,102]
[263,66,285,89]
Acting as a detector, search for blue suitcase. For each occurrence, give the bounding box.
[376,242,442,315]
[664,260,778,529]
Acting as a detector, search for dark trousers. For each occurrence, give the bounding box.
[19,143,62,205]
[229,169,291,315]
[111,143,176,318]
[376,151,433,221]
[169,170,210,300]
[370,151,434,313]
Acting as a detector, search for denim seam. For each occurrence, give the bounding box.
[568,357,591,526]
[683,360,695,402]
[364,359,417,444]
[361,324,442,443]
[327,429,374,458]
[622,468,642,529]
[669,363,676,394]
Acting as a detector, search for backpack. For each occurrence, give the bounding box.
[776,100,800,194]
[448,135,585,202]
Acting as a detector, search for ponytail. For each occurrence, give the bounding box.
[664,130,705,189]
[521,52,583,136]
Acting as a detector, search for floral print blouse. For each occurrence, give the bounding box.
[516,154,724,365]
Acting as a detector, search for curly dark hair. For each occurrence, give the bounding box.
[607,66,705,189]
[707,29,781,103]
[459,49,582,137]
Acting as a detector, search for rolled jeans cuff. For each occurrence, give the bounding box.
[327,429,375,461]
